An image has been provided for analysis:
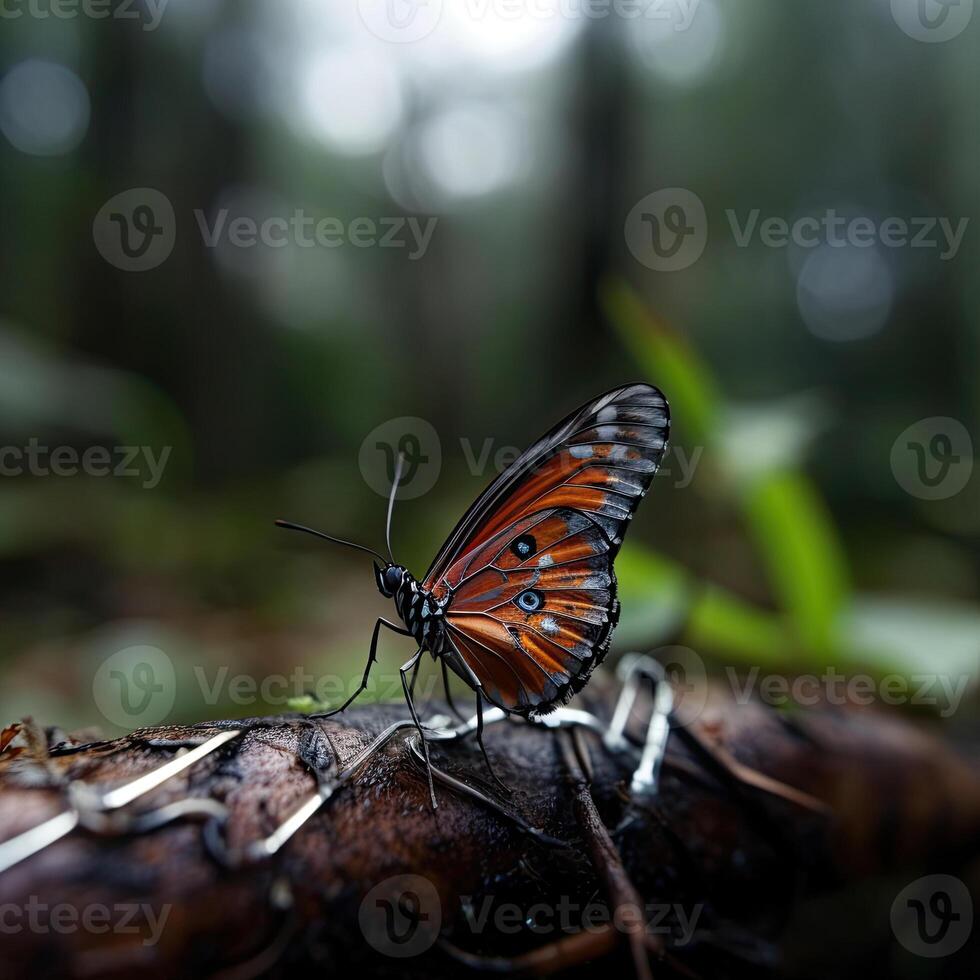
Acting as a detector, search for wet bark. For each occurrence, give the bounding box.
[1,681,978,979]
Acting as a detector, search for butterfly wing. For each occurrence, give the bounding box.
[423,383,669,716]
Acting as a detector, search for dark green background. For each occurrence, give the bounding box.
[0,1,976,732]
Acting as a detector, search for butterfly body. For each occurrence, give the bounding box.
[375,562,452,656]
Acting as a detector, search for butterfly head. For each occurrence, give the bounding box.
[374,561,407,598]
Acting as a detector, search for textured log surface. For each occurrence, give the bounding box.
[1,682,979,979]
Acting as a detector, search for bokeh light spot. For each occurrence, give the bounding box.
[297,47,403,156]
[796,243,894,342]
[0,59,90,157]
[419,104,527,201]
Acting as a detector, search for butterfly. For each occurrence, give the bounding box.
[277,382,670,806]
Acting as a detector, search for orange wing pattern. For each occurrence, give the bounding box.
[437,509,617,712]
[424,383,669,716]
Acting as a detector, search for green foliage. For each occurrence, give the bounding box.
[602,278,722,446]
[741,470,849,657]
[604,279,889,671]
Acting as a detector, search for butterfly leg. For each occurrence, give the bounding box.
[445,648,511,792]
[314,617,410,718]
[401,647,438,810]
[440,657,467,722]
[475,690,511,795]
[408,655,422,699]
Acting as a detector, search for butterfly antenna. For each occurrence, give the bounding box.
[385,452,404,565]
[274,521,386,565]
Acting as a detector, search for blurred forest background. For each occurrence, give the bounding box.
[0,1,977,736]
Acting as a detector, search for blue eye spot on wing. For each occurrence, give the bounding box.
[511,534,536,559]
[516,589,544,612]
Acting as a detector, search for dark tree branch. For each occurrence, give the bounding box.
[1,678,978,979]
